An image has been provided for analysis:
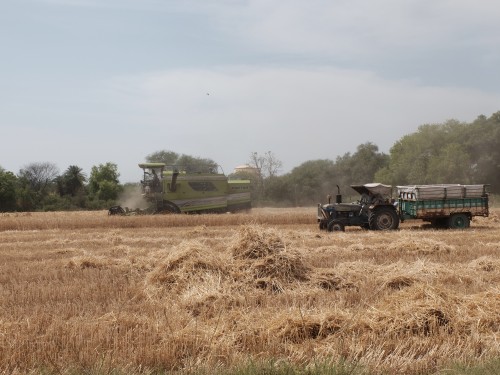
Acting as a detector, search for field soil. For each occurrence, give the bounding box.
[1,208,500,374]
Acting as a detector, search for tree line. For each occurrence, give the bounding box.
[0,162,121,212]
[238,111,500,206]
[1,111,499,211]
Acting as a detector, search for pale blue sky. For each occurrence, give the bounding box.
[2,0,500,182]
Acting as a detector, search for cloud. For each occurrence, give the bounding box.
[4,0,500,182]
[208,0,500,58]
[110,65,500,175]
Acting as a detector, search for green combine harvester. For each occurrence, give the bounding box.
[109,163,252,215]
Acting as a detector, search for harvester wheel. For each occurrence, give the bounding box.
[327,220,345,232]
[448,213,470,229]
[369,207,399,230]
[154,201,181,214]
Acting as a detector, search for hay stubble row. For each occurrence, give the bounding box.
[1,208,499,374]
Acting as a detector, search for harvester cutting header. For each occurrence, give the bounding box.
[109,163,252,215]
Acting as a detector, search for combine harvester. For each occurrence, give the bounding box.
[109,163,251,215]
[318,183,489,231]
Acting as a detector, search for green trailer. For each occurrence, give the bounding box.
[397,184,489,228]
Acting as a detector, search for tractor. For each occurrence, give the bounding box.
[317,183,400,232]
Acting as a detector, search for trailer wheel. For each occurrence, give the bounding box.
[369,207,399,230]
[327,220,345,232]
[448,213,470,229]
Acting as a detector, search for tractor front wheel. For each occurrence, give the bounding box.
[327,220,345,232]
[369,207,399,230]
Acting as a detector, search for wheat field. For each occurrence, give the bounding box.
[1,208,499,374]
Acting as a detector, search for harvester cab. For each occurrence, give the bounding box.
[318,183,399,232]
[139,163,166,195]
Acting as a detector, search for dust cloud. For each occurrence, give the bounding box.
[118,184,149,210]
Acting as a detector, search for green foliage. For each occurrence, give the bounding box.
[0,168,18,211]
[334,142,389,190]
[146,149,217,172]
[269,144,389,206]
[57,165,87,197]
[443,357,500,375]
[17,162,59,208]
[377,112,500,192]
[286,159,336,205]
[88,162,122,201]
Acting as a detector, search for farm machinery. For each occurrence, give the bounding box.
[318,183,399,231]
[109,163,252,215]
[318,183,489,231]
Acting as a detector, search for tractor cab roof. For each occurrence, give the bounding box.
[351,183,392,197]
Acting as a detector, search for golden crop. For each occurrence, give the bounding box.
[1,208,499,374]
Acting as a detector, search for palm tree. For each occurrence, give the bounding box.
[62,165,86,196]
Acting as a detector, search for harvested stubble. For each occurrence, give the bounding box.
[1,209,500,374]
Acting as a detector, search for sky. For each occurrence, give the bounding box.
[1,0,500,183]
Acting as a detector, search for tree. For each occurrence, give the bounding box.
[146,150,217,173]
[334,143,389,189]
[0,168,18,211]
[18,162,59,195]
[285,159,337,205]
[377,113,500,191]
[427,143,472,184]
[56,165,87,197]
[249,151,283,179]
[248,151,283,202]
[17,162,59,209]
[146,150,179,164]
[88,162,121,201]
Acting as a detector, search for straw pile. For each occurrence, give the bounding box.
[147,240,229,293]
[231,225,310,289]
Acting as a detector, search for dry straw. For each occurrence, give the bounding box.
[1,209,500,374]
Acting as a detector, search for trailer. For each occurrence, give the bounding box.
[317,183,489,231]
[397,184,489,229]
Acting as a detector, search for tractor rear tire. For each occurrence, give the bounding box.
[448,213,470,229]
[327,220,345,232]
[369,207,399,230]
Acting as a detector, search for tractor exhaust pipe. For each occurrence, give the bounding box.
[328,185,342,204]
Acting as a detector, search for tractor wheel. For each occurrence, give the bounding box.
[369,207,399,230]
[154,201,181,214]
[327,220,345,232]
[448,213,470,229]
